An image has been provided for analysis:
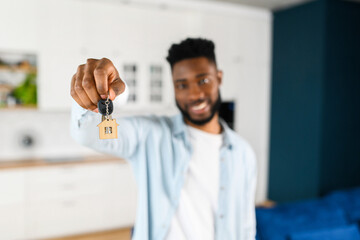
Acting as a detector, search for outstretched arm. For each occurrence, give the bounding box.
[69,58,140,160]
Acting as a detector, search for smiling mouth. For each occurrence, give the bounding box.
[189,101,210,114]
[192,102,207,110]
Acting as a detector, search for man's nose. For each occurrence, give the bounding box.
[188,84,204,100]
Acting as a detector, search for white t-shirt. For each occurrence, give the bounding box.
[165,125,223,240]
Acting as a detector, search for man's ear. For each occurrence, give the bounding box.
[217,70,223,86]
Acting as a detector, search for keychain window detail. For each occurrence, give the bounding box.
[105,126,112,134]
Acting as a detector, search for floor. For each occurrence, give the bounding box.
[46,228,132,240]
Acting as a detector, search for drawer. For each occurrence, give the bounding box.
[25,162,134,201]
[26,179,104,201]
[22,162,137,239]
[0,170,25,205]
[24,162,125,185]
[26,195,105,239]
[102,190,137,228]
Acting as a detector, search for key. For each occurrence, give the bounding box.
[96,97,119,139]
[97,98,113,116]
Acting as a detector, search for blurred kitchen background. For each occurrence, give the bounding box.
[0,0,359,239]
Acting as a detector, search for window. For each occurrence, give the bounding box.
[149,65,163,103]
[123,64,137,103]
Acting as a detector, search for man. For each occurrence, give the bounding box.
[70,38,257,240]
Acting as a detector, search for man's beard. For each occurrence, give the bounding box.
[176,91,222,126]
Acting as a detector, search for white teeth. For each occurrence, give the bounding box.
[192,102,207,110]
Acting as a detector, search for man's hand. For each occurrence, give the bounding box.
[70,58,125,112]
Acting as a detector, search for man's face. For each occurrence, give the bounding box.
[172,57,223,125]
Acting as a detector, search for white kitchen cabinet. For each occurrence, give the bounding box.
[25,161,137,239]
[0,170,25,205]
[26,199,85,239]
[0,160,137,240]
[25,195,106,239]
[35,0,85,111]
[0,170,26,240]
[0,203,26,240]
[79,1,184,111]
[24,0,270,112]
[101,163,138,229]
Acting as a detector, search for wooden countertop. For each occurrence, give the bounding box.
[0,155,127,170]
[46,227,132,240]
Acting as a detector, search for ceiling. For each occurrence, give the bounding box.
[111,0,360,11]
[207,0,360,10]
[204,0,315,10]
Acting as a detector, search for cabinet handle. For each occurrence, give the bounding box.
[62,183,75,190]
[61,166,76,172]
[62,200,76,207]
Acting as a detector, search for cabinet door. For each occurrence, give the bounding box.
[0,170,24,204]
[0,170,25,240]
[35,0,84,111]
[101,162,137,228]
[24,163,105,239]
[24,161,137,238]
[26,196,105,239]
[25,164,105,202]
[26,199,76,239]
[0,203,25,240]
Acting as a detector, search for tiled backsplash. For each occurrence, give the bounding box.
[0,110,99,161]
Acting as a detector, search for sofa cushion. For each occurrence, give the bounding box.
[256,199,348,240]
[289,224,360,240]
[324,187,360,223]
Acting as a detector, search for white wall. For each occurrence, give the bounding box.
[0,0,271,203]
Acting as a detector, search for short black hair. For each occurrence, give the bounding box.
[166,37,217,70]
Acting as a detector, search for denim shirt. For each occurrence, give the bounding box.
[70,101,257,240]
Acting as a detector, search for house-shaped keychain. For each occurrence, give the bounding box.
[97,118,119,139]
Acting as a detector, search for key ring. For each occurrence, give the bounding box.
[105,96,110,119]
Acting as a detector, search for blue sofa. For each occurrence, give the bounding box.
[256,187,360,240]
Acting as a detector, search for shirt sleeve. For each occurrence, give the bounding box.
[246,146,258,240]
[69,99,142,161]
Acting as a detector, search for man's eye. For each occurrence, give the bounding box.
[199,78,210,85]
[177,83,187,89]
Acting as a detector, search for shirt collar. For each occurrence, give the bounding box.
[219,118,234,150]
[173,114,187,137]
[172,114,234,150]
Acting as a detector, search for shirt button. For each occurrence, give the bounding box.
[221,158,225,162]
[219,214,224,219]
[220,186,225,191]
